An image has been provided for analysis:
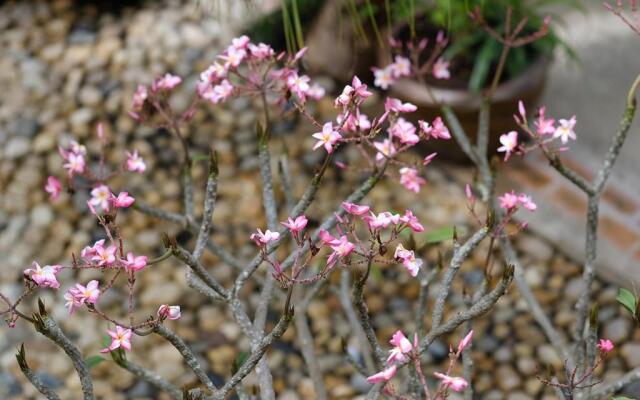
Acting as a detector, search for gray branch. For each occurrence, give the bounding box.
[33,308,94,400]
[15,344,62,400]
[193,155,219,260]
[352,260,386,368]
[117,358,183,400]
[182,163,195,223]
[587,366,640,399]
[171,244,229,300]
[154,324,217,393]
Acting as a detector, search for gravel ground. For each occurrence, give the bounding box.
[0,1,639,399]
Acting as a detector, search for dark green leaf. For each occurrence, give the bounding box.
[468,39,499,92]
[616,288,637,315]
[85,355,106,370]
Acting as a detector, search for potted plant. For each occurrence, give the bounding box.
[374,0,576,161]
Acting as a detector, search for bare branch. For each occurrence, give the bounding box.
[353,259,386,368]
[116,358,183,400]
[193,152,219,260]
[15,344,62,400]
[587,366,640,399]
[170,244,229,300]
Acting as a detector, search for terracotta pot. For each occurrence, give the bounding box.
[379,51,550,162]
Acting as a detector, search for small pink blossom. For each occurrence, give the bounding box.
[334,85,354,108]
[89,185,112,212]
[126,150,146,173]
[432,58,451,79]
[497,131,518,160]
[385,97,417,113]
[387,330,413,363]
[390,118,419,145]
[351,76,372,99]
[24,262,61,289]
[203,79,234,104]
[499,191,519,210]
[457,330,474,354]
[421,117,451,140]
[200,62,228,84]
[465,184,474,201]
[67,280,100,313]
[394,244,423,277]
[111,192,135,208]
[364,212,394,230]
[373,138,397,163]
[399,167,426,193]
[248,42,274,59]
[231,35,250,50]
[373,66,396,89]
[597,338,614,354]
[63,152,85,175]
[554,116,577,143]
[306,84,325,100]
[281,215,308,233]
[400,210,424,232]
[92,245,117,266]
[154,73,182,91]
[366,365,397,383]
[535,106,555,136]
[45,176,62,200]
[132,85,148,112]
[390,56,411,77]
[318,229,337,245]
[158,305,181,320]
[287,72,311,101]
[518,194,537,211]
[100,326,132,353]
[312,122,341,154]
[338,112,372,132]
[327,236,355,267]
[342,202,370,216]
[123,252,147,272]
[250,229,280,246]
[220,46,247,68]
[434,372,468,392]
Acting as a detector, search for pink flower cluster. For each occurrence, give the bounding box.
[367,330,414,383]
[64,280,100,314]
[23,262,62,289]
[88,185,135,213]
[59,140,87,177]
[498,191,537,212]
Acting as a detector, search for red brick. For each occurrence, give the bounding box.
[599,216,640,250]
[602,185,638,215]
[552,186,588,216]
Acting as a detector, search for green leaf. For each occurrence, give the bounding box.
[422,226,455,244]
[468,38,499,92]
[232,351,251,375]
[616,288,638,315]
[84,355,106,370]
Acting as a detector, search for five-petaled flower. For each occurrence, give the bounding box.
[399,167,426,193]
[92,244,117,266]
[387,330,413,364]
[126,150,146,173]
[100,326,133,353]
[111,192,135,208]
[327,235,355,267]
[23,262,61,289]
[90,185,112,212]
[123,252,147,272]
[554,116,577,143]
[312,122,341,154]
[281,215,308,233]
[65,280,100,313]
[251,229,280,246]
[394,244,423,277]
[598,338,614,354]
[342,202,370,216]
[434,372,468,392]
[432,57,451,79]
[498,131,518,160]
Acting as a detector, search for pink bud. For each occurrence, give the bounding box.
[457,330,474,354]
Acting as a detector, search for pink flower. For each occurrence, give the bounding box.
[518,194,537,211]
[203,79,234,104]
[421,117,451,140]
[287,72,311,101]
[63,152,85,175]
[312,122,342,154]
[231,35,250,50]
[250,229,280,246]
[220,46,246,68]
[342,202,370,216]
[200,62,228,84]
[126,150,146,173]
[154,73,182,91]
[307,84,325,100]
[248,42,274,59]
[123,252,147,272]
[81,239,105,260]
[497,131,518,160]
[90,185,112,212]
[535,106,555,136]
[45,176,62,200]
[158,305,181,320]
[334,85,354,108]
[351,76,372,99]
[111,192,135,208]
[465,184,475,202]
[100,326,132,353]
[132,85,148,112]
[387,330,413,363]
[92,245,117,266]
[399,167,426,193]
[373,138,397,163]
[281,215,308,233]
[327,235,355,267]
[390,118,419,145]
[400,210,424,232]
[597,338,614,354]
[318,229,337,245]
[499,191,519,210]
[69,280,100,308]
[366,365,397,383]
[24,262,61,289]
[338,112,371,132]
[434,372,468,392]
[385,97,417,113]
[394,244,423,277]
[553,116,577,143]
[432,58,450,79]
[390,56,411,77]
[364,212,394,230]
[457,330,474,354]
[373,66,396,89]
